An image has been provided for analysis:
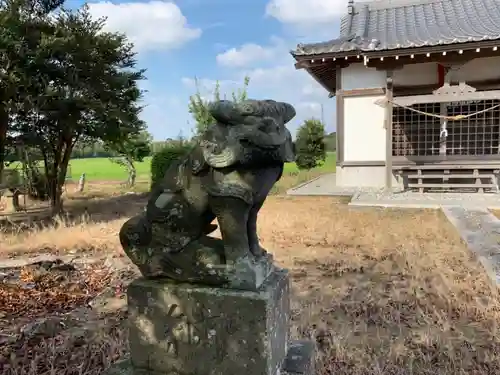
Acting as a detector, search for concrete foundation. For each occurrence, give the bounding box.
[335,165,401,188]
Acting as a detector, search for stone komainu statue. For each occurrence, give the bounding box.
[119,99,296,289]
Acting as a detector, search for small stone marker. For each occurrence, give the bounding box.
[77,173,86,192]
[103,99,315,375]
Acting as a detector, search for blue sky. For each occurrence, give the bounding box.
[69,0,348,140]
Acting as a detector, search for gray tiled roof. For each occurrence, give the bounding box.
[292,0,500,57]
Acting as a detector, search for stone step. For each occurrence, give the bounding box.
[407,174,496,179]
[394,164,500,170]
[407,183,496,188]
[442,207,500,286]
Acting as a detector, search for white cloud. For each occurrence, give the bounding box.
[180,66,334,134]
[244,65,295,87]
[298,102,321,111]
[176,38,337,138]
[301,81,325,97]
[265,0,346,26]
[87,1,201,52]
[296,102,325,119]
[242,64,335,131]
[181,77,197,87]
[216,43,278,68]
[181,76,255,107]
[183,66,302,98]
[216,37,289,68]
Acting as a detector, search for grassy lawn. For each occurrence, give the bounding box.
[5,157,152,182]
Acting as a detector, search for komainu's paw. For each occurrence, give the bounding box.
[250,244,268,258]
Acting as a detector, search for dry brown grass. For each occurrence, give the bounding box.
[270,198,500,375]
[2,312,128,375]
[2,192,500,374]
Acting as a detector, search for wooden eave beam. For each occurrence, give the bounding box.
[304,68,336,97]
[365,40,500,59]
[293,40,499,63]
[294,60,310,69]
[366,52,478,69]
[294,58,350,96]
[394,78,500,96]
[294,41,500,71]
[379,90,500,106]
[294,58,350,70]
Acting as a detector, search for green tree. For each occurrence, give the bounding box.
[188,76,250,137]
[0,0,66,181]
[12,4,146,213]
[295,118,326,170]
[107,130,152,187]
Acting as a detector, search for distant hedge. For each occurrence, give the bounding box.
[150,144,192,186]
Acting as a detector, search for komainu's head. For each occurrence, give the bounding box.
[199,99,296,168]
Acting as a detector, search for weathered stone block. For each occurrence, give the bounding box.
[103,338,316,375]
[214,252,276,290]
[282,340,316,375]
[127,268,290,375]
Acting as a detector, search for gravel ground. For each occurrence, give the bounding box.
[287,173,382,197]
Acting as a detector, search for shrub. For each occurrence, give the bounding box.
[295,118,326,170]
[150,144,192,186]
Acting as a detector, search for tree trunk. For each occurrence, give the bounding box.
[129,168,136,187]
[0,105,8,180]
[12,189,21,212]
[46,139,74,216]
[126,157,136,187]
[48,175,64,215]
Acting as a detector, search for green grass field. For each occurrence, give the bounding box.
[67,157,153,181]
[283,152,336,174]
[7,152,336,182]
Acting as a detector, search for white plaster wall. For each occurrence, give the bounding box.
[388,57,500,86]
[455,56,500,82]
[341,57,500,91]
[393,62,438,86]
[342,62,439,89]
[341,64,385,89]
[343,95,386,162]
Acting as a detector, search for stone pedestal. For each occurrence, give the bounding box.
[103,268,314,375]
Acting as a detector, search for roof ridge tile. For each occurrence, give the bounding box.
[292,0,500,56]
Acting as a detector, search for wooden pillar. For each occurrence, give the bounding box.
[385,70,394,191]
[440,66,451,156]
[336,69,344,166]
